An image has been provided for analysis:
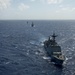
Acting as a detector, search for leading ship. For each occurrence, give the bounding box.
[44,33,65,66]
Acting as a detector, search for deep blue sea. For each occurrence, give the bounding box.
[0,20,75,75]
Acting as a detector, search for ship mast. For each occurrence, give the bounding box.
[51,33,57,41]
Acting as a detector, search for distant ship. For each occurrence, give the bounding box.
[27,21,28,24]
[44,33,65,66]
[31,22,34,27]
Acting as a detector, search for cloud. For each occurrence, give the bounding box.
[30,0,63,4]
[56,7,75,13]
[31,0,36,1]
[0,0,11,10]
[72,8,75,11]
[47,0,63,4]
[59,5,63,7]
[18,3,30,11]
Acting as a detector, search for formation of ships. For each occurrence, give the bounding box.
[27,21,65,66]
[27,21,34,27]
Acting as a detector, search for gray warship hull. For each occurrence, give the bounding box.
[44,45,64,65]
[51,55,64,65]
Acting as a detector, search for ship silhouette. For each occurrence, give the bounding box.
[44,33,65,66]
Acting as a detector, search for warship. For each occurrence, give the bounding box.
[44,33,65,65]
[31,22,34,27]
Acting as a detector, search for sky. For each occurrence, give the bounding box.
[0,0,75,20]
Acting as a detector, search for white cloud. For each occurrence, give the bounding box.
[0,0,11,10]
[56,7,75,13]
[30,0,63,4]
[47,0,63,4]
[18,3,30,11]
[59,5,63,7]
[31,0,36,1]
[40,0,46,4]
[72,8,75,11]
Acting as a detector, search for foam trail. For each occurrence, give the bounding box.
[30,40,40,46]
[43,56,51,60]
[38,37,47,46]
[30,28,47,46]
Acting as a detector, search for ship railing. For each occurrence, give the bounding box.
[53,52,62,55]
[53,55,65,60]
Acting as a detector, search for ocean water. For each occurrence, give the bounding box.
[0,20,75,75]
